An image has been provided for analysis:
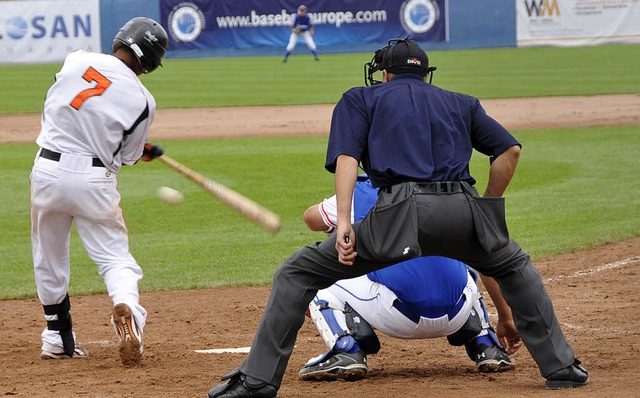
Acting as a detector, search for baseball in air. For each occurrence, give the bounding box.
[155,186,184,205]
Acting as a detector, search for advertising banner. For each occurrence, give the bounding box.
[517,0,640,46]
[160,0,448,53]
[0,0,101,64]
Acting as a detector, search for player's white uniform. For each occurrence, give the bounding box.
[30,50,154,352]
[286,29,316,53]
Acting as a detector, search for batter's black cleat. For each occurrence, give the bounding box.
[208,369,277,398]
[469,344,516,373]
[545,359,589,390]
[299,350,368,381]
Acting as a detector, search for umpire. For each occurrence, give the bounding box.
[208,38,588,398]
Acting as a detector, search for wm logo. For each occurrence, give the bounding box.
[524,0,561,16]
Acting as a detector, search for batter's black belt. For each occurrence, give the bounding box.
[392,294,466,324]
[39,148,105,168]
[381,181,464,195]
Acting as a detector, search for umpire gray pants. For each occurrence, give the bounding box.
[239,181,576,388]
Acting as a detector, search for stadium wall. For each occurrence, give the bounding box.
[100,0,516,59]
[3,0,638,64]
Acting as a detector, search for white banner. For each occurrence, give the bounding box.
[517,0,640,46]
[0,0,101,64]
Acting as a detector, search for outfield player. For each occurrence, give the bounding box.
[283,5,319,62]
[298,176,519,380]
[30,17,167,367]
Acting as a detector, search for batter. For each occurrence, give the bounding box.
[30,17,167,367]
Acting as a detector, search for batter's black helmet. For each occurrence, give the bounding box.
[364,38,437,86]
[112,17,168,74]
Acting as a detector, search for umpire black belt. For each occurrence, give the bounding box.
[392,295,466,324]
[39,148,105,168]
[381,181,464,195]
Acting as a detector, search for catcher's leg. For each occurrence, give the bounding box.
[299,295,371,381]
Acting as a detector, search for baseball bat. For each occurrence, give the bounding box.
[157,155,281,234]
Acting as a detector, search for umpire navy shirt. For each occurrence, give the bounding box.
[325,74,520,188]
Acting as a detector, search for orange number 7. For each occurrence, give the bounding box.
[70,67,112,110]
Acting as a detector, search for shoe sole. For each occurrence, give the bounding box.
[300,365,367,382]
[40,351,88,360]
[477,360,516,373]
[40,346,89,360]
[545,378,589,390]
[112,304,142,368]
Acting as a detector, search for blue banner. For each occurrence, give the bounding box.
[160,0,447,52]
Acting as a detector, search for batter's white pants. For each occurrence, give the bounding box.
[286,31,317,52]
[315,272,486,340]
[30,151,146,350]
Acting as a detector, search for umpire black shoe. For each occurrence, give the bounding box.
[299,350,368,381]
[545,359,589,390]
[208,369,277,398]
[470,344,516,373]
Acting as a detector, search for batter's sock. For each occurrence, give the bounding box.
[312,50,319,60]
[283,52,291,62]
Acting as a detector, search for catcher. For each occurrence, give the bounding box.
[298,175,520,381]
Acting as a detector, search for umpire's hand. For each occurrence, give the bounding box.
[336,225,356,265]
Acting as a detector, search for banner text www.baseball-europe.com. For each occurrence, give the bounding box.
[215,9,388,29]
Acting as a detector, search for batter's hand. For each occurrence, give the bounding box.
[336,224,356,266]
[142,142,163,162]
[496,318,523,355]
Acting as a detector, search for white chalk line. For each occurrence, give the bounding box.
[545,256,640,335]
[560,322,637,336]
[81,341,252,354]
[195,347,251,354]
[543,256,640,284]
[83,340,115,346]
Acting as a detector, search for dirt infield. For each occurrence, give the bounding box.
[1,95,640,397]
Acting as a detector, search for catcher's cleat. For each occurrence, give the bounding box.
[41,345,89,359]
[470,344,516,373]
[545,359,589,390]
[111,303,143,367]
[299,350,367,381]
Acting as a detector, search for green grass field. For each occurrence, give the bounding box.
[1,44,639,300]
[0,43,639,113]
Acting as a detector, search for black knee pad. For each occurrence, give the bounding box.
[43,294,75,357]
[344,303,380,355]
[447,307,482,346]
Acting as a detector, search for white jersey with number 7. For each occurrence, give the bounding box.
[36,50,156,173]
